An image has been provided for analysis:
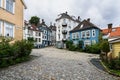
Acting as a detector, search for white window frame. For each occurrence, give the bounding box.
[76,32,79,39]
[92,29,96,37]
[84,40,91,47]
[4,21,14,38]
[0,20,3,35]
[72,33,75,39]
[86,30,90,38]
[0,0,3,7]
[5,0,15,13]
[81,31,85,38]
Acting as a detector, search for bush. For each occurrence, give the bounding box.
[84,44,101,54]
[68,45,77,51]
[0,39,33,68]
[100,40,110,53]
[108,59,120,70]
[66,40,73,49]
[13,40,33,57]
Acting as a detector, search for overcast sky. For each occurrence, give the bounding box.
[24,0,120,29]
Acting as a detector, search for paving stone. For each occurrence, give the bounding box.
[0,47,119,80]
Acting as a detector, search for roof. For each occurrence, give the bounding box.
[28,25,41,32]
[38,22,52,31]
[102,27,120,38]
[56,12,80,23]
[49,25,56,31]
[21,0,27,9]
[70,19,100,32]
[109,37,120,43]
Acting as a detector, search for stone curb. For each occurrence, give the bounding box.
[100,60,120,77]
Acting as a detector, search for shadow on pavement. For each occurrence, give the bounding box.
[90,58,106,71]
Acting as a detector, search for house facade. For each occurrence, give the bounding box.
[0,0,27,41]
[49,24,56,46]
[23,21,43,48]
[70,19,101,48]
[102,24,120,58]
[55,12,81,48]
[109,38,120,59]
[38,19,52,47]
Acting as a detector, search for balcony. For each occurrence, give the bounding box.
[62,23,67,27]
[62,38,67,42]
[62,30,67,34]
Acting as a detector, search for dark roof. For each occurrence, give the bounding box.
[56,12,80,23]
[49,25,56,31]
[70,19,101,32]
[38,22,52,31]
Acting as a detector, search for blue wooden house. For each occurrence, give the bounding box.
[38,19,52,47]
[70,19,101,49]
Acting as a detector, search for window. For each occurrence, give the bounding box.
[58,34,60,39]
[6,0,14,13]
[39,32,41,36]
[0,21,2,35]
[86,30,90,38]
[92,40,96,44]
[81,31,85,38]
[0,0,2,7]
[39,38,41,42]
[84,40,91,47]
[92,29,96,37]
[76,32,79,39]
[72,33,75,39]
[4,22,14,38]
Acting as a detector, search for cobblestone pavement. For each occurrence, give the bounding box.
[0,47,119,80]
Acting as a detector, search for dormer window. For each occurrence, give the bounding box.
[112,29,116,32]
[6,0,15,13]
[80,24,83,29]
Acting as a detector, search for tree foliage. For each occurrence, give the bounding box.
[29,16,40,26]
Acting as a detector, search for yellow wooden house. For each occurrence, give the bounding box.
[109,38,120,59]
[0,0,27,41]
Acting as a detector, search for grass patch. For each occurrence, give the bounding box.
[102,61,120,76]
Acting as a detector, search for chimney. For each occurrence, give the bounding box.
[42,19,45,24]
[78,16,80,21]
[87,18,90,22]
[108,23,112,33]
[65,11,68,14]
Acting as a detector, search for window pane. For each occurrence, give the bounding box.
[0,0,1,7]
[6,0,14,13]
[0,21,2,35]
[5,22,14,38]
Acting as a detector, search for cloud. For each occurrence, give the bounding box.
[24,0,120,28]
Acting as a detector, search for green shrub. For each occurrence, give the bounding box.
[13,40,33,57]
[0,39,33,68]
[68,45,77,51]
[108,59,120,70]
[100,40,110,53]
[66,40,73,49]
[84,44,101,54]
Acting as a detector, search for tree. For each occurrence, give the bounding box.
[29,16,40,26]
